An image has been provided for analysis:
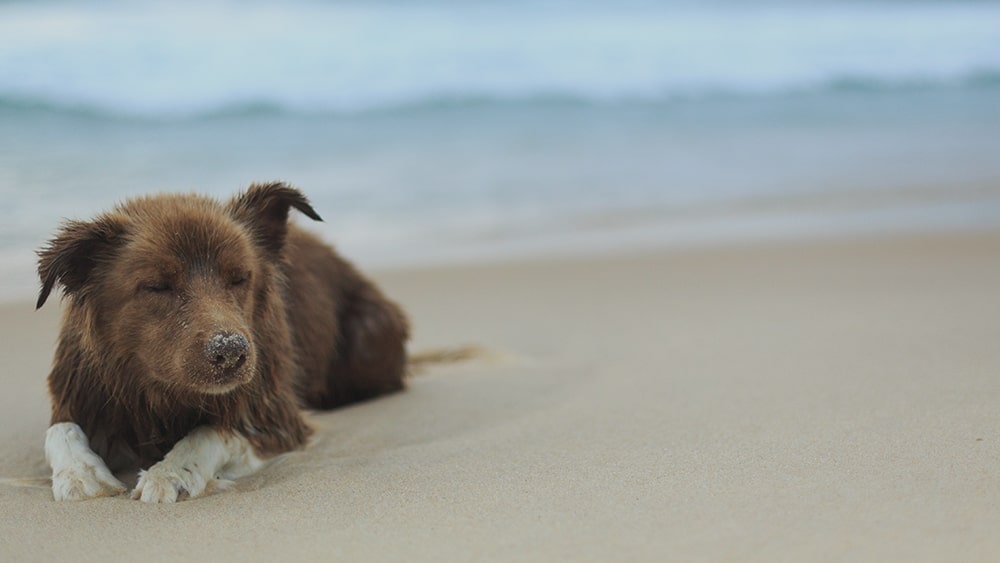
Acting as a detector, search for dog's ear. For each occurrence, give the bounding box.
[36,216,127,309]
[229,182,323,256]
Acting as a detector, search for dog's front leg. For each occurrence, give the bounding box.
[45,422,127,501]
[132,426,265,503]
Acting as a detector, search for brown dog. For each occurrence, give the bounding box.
[37,182,409,502]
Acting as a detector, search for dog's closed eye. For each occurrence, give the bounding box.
[142,282,173,293]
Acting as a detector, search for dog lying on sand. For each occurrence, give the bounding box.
[37,182,409,503]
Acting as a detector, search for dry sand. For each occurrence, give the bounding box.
[2,231,999,561]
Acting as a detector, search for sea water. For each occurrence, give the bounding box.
[2,0,1000,297]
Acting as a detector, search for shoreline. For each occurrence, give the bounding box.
[4,181,1000,304]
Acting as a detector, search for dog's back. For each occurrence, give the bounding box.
[282,226,409,409]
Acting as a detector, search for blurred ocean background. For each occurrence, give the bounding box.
[2,0,1000,298]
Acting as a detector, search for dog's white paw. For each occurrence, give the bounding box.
[46,422,127,501]
[132,462,217,503]
[128,426,262,503]
[51,463,127,501]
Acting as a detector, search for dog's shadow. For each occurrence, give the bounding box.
[246,354,585,492]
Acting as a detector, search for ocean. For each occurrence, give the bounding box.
[2,0,1000,298]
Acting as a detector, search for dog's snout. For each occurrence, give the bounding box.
[205,332,249,371]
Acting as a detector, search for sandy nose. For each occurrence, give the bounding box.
[205,332,249,370]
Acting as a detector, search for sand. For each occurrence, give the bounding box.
[2,230,1000,561]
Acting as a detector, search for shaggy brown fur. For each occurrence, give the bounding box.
[37,182,409,471]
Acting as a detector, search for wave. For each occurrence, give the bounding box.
[1,1,999,119]
[2,75,998,121]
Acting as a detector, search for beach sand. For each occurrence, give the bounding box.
[2,230,999,561]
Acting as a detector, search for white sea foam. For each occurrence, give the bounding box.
[0,0,997,117]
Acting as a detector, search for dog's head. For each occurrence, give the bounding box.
[37,182,322,395]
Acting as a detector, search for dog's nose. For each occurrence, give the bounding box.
[205,332,249,371]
